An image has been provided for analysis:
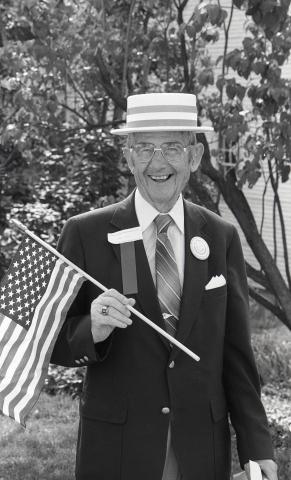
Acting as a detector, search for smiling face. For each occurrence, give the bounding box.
[125,131,204,212]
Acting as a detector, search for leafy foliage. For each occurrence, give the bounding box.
[45,364,85,398]
[1,0,291,326]
[0,0,130,269]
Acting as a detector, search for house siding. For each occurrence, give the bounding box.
[184,1,291,279]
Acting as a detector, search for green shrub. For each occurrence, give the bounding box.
[45,365,85,398]
[249,300,280,332]
[252,327,291,387]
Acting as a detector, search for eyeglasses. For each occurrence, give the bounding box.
[123,142,189,165]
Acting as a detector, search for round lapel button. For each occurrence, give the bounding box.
[190,236,209,260]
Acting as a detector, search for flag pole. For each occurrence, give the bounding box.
[10,219,200,362]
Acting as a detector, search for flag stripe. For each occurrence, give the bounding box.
[0,259,66,395]
[2,264,80,419]
[0,316,23,371]
[4,263,74,412]
[13,269,82,424]
[14,269,82,420]
[0,331,28,388]
[16,270,83,425]
[0,319,24,373]
[0,315,13,343]
[2,262,74,415]
[16,268,81,403]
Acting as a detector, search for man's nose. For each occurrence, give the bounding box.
[150,148,167,166]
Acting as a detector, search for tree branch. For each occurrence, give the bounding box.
[245,262,271,290]
[164,0,173,90]
[188,171,220,214]
[122,0,137,96]
[272,178,278,264]
[39,119,125,132]
[176,1,190,91]
[65,66,93,119]
[101,0,107,33]
[218,0,234,103]
[248,287,290,329]
[217,0,234,151]
[179,0,189,10]
[95,48,127,111]
[268,157,291,289]
[259,174,270,235]
[56,102,92,125]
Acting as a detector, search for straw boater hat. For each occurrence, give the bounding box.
[111,92,213,135]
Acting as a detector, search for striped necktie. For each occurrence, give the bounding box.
[155,214,181,337]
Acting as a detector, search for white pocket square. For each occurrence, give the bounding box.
[205,274,226,290]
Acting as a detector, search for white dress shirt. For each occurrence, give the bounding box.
[134,189,183,480]
[134,189,185,287]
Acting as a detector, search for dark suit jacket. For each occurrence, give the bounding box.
[50,192,274,480]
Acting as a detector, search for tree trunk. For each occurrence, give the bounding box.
[194,133,291,329]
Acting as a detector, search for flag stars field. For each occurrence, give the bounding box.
[0,238,57,329]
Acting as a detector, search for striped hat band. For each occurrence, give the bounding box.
[111,93,213,135]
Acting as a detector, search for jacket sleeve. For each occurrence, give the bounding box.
[223,226,274,467]
[50,217,113,367]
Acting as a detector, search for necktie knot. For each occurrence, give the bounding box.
[154,214,172,235]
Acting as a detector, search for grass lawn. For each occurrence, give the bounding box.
[0,323,290,479]
[0,393,79,480]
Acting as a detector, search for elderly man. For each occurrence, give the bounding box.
[51,93,277,480]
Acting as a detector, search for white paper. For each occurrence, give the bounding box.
[233,461,263,480]
[107,226,143,244]
[250,461,263,480]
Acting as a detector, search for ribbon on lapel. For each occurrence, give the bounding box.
[108,224,143,295]
[120,242,138,294]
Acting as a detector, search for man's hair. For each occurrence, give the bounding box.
[181,131,197,145]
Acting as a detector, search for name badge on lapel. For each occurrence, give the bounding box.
[108,227,143,295]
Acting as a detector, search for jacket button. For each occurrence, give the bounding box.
[169,361,175,368]
[161,407,170,414]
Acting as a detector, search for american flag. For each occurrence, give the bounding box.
[0,234,85,426]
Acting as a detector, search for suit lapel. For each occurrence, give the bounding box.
[172,200,209,360]
[109,192,170,351]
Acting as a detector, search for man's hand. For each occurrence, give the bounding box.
[244,459,278,480]
[90,289,135,343]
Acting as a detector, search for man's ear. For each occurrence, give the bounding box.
[189,143,204,172]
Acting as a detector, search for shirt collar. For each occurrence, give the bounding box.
[135,189,184,233]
